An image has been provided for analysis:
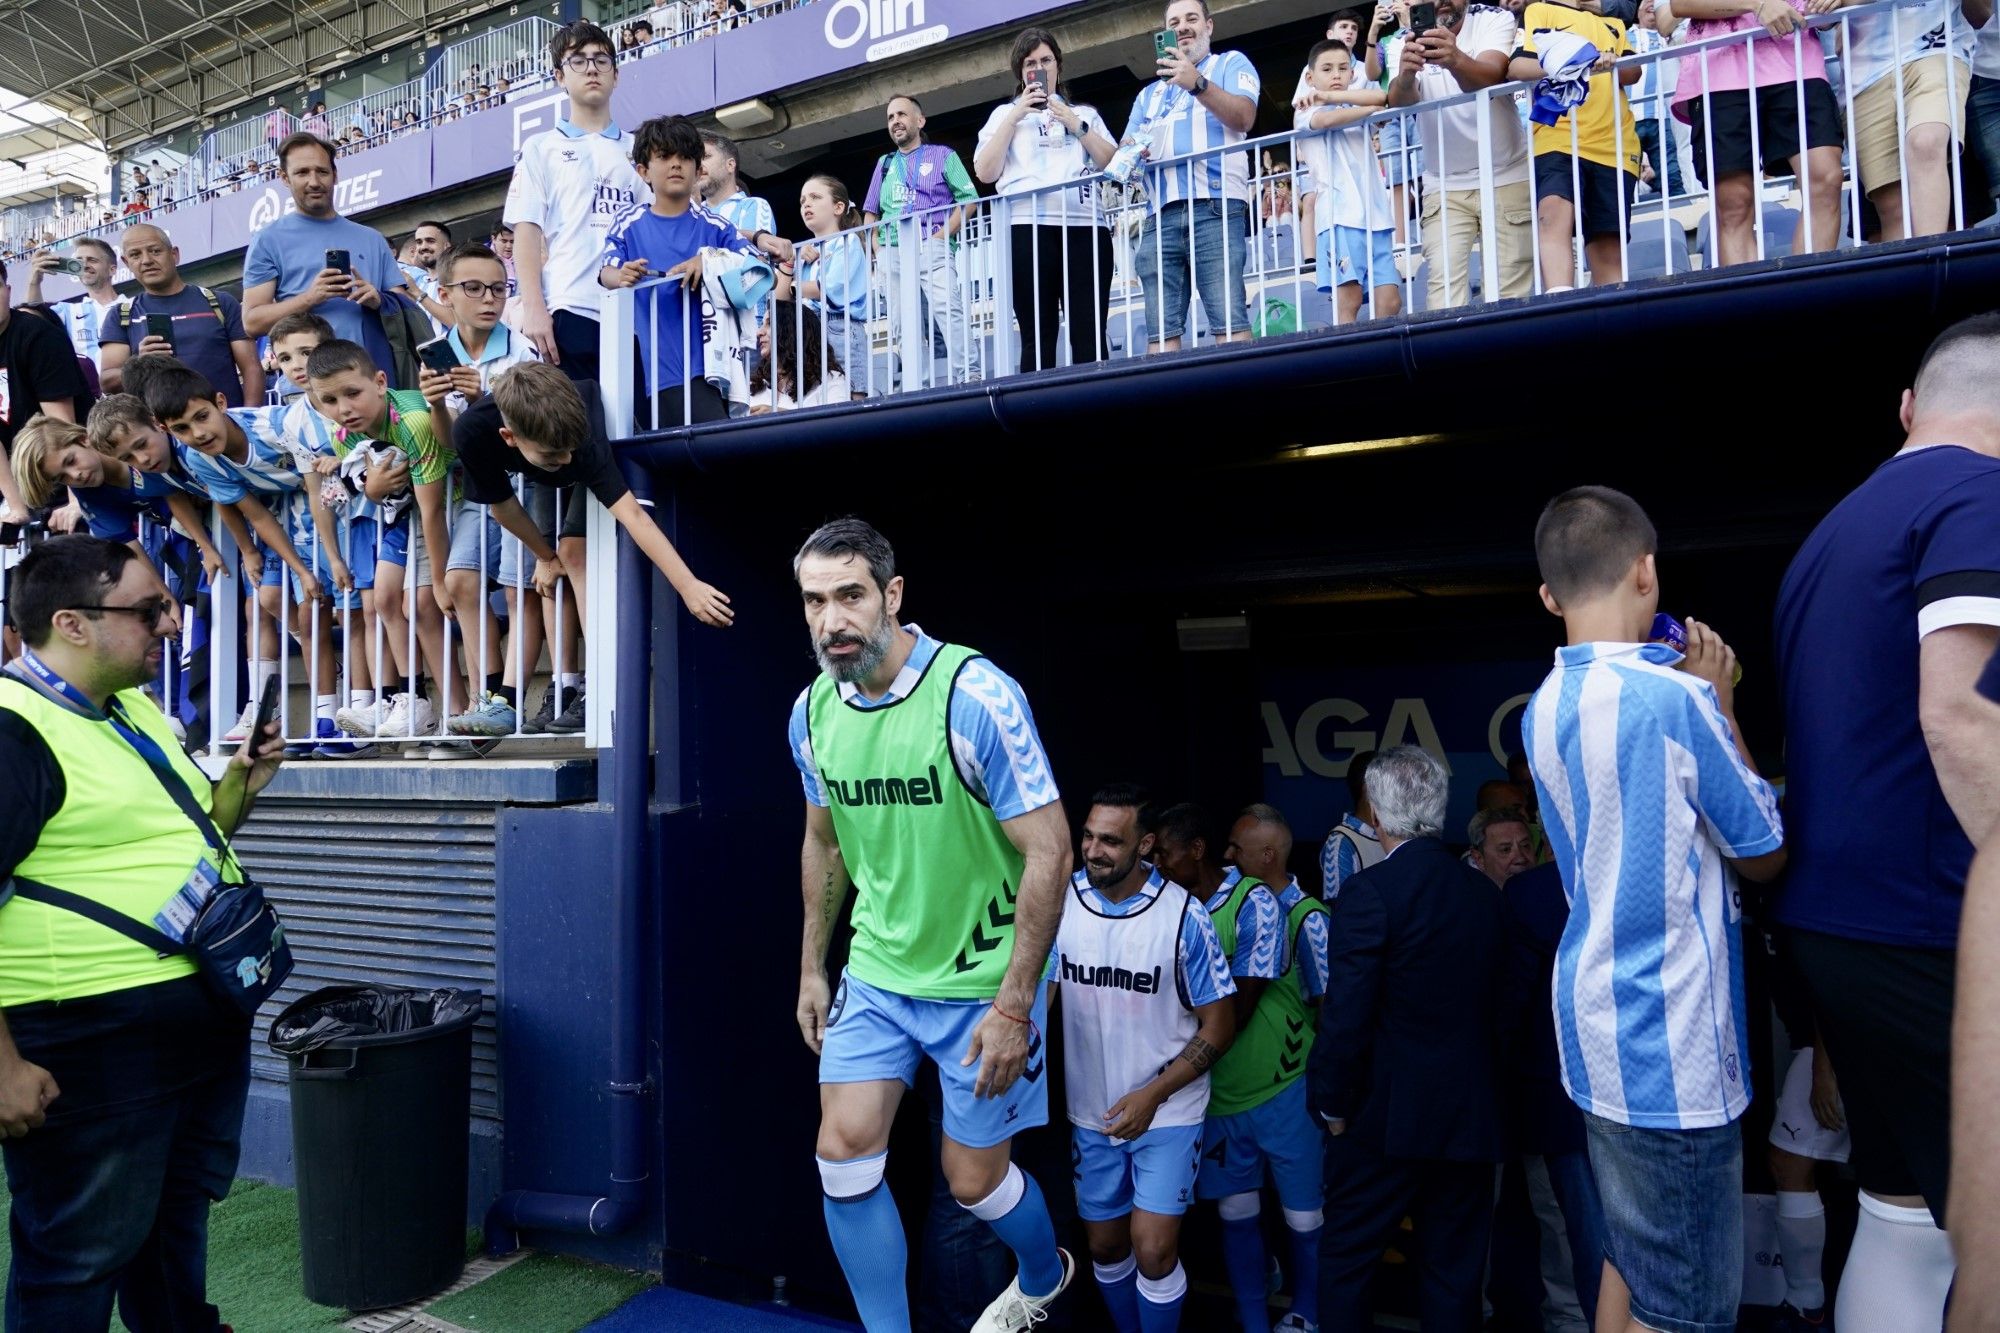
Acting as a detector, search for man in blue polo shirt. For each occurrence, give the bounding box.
[1774,312,2000,1331]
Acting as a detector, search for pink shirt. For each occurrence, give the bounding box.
[1670,0,1829,120]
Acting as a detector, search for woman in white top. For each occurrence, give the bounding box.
[749,299,854,412]
[973,27,1120,372]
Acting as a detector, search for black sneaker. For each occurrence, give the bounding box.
[548,685,586,734]
[521,685,560,735]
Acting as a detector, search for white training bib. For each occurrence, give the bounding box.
[1056,875,1207,1131]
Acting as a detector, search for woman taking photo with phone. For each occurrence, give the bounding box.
[972,27,1120,373]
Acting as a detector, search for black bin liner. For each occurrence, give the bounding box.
[268,984,483,1311]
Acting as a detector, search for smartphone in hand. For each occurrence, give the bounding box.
[1155,28,1180,63]
[248,673,282,749]
[324,248,351,275]
[146,313,176,348]
[1026,67,1051,96]
[1410,2,1439,32]
[415,336,460,376]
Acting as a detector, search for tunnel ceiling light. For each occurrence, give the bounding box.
[1271,433,1451,464]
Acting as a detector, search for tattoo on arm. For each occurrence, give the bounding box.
[1177,1035,1221,1074]
[820,867,839,923]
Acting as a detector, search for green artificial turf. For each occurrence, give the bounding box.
[423,1252,655,1331]
[0,1177,649,1333]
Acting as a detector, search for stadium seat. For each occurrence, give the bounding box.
[1624,215,1693,280]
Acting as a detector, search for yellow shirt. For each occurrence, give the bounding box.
[1522,2,1640,175]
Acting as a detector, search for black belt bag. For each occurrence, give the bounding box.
[8,874,292,1017]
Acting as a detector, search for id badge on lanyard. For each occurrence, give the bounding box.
[154,858,220,944]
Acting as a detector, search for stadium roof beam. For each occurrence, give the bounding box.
[0,0,456,152]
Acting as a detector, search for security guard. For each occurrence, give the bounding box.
[0,535,283,1332]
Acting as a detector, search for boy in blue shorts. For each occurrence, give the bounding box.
[305,339,476,750]
[598,114,788,427]
[417,242,543,739]
[145,363,351,756]
[268,312,383,751]
[1055,786,1236,1332]
[1295,39,1404,325]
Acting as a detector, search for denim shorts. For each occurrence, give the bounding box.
[1377,112,1424,186]
[446,498,503,578]
[1135,199,1251,342]
[1584,1112,1743,1333]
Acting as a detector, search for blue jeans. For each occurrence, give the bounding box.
[1543,1149,1608,1324]
[2,977,250,1333]
[1135,199,1251,342]
[1635,117,1686,199]
[1584,1113,1741,1333]
[1970,74,2000,214]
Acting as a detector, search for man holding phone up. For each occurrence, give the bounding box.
[99,225,265,406]
[241,133,415,386]
[1385,0,1535,308]
[1120,0,1262,352]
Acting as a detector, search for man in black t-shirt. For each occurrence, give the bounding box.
[0,260,90,526]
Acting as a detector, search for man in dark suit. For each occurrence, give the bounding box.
[1309,745,1504,1332]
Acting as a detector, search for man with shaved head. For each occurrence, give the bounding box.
[1773,312,2000,1331]
[99,224,264,405]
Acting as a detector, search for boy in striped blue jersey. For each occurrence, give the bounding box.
[1521,486,1786,1333]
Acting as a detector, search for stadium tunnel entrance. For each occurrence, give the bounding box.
[612,324,1927,1316]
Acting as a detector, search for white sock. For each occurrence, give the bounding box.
[1775,1190,1828,1310]
[348,688,376,709]
[251,660,277,702]
[559,672,581,688]
[1837,1194,1954,1333]
[315,693,337,721]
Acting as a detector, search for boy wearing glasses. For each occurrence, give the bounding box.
[503,20,645,382]
[418,242,544,739]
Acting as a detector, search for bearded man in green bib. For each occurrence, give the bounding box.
[788,518,1074,1332]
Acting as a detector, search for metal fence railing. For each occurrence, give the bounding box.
[586,0,1988,432]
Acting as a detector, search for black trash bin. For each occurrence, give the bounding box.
[270,984,483,1311]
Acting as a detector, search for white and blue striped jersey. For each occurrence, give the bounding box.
[1125,50,1262,207]
[1523,641,1785,1130]
[1319,813,1386,901]
[1206,867,1284,981]
[788,625,1060,822]
[708,190,777,243]
[175,406,303,508]
[1274,877,1331,1003]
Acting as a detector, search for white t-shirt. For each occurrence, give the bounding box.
[502,121,647,320]
[1845,0,1976,97]
[975,100,1113,227]
[1979,14,2000,81]
[1293,107,1397,232]
[1406,5,1532,189]
[62,293,121,367]
[771,371,852,410]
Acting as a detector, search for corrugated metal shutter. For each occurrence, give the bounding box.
[231,800,500,1119]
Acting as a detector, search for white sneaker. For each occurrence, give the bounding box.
[221,700,259,743]
[375,693,415,738]
[403,694,438,738]
[334,698,394,739]
[970,1249,1073,1332]
[1275,1315,1319,1333]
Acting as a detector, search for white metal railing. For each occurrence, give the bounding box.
[435,17,562,103]
[586,0,1988,431]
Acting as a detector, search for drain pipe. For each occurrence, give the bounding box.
[486,465,655,1255]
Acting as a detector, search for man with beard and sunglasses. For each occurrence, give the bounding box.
[789,517,1076,1332]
